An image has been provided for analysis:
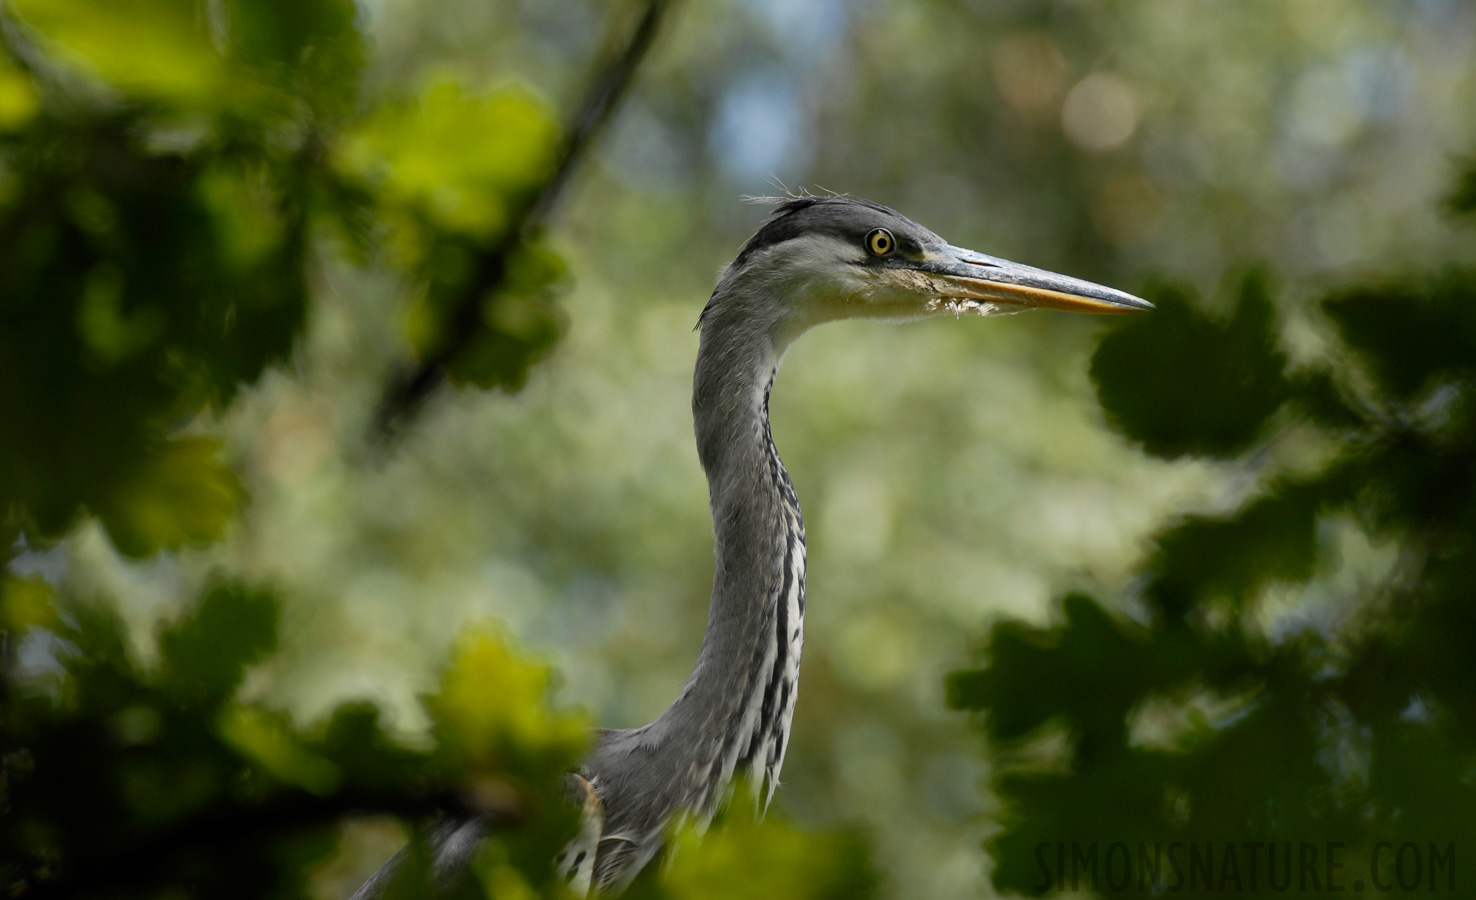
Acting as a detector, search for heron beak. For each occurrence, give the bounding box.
[915,245,1152,315]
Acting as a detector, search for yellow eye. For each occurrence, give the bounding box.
[865,228,895,257]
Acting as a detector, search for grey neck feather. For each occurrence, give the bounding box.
[581,272,808,890]
[352,270,814,899]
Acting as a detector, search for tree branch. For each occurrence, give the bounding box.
[370,0,676,440]
[17,787,519,900]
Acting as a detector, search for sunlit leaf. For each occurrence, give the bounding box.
[623,799,875,900]
[98,437,245,556]
[0,53,38,131]
[75,262,165,363]
[0,573,56,631]
[427,628,589,772]
[11,0,226,107]
[196,164,288,271]
[335,81,558,255]
[219,706,342,794]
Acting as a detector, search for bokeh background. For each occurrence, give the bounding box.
[5,1,1476,898]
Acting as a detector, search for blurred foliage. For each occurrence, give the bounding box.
[0,0,565,555]
[1449,154,1476,217]
[0,580,586,898]
[624,800,876,900]
[333,80,567,392]
[6,1,1476,900]
[0,0,869,897]
[1091,275,1290,460]
[201,2,1476,894]
[950,157,1476,896]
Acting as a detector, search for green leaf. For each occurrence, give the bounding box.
[157,582,278,705]
[1091,274,1291,460]
[620,795,875,900]
[333,81,568,394]
[1288,367,1366,432]
[441,241,569,390]
[223,0,364,119]
[334,81,558,260]
[1,574,57,631]
[1145,482,1323,622]
[13,0,363,123]
[97,437,245,557]
[0,51,38,131]
[948,595,1228,747]
[1323,271,1476,401]
[11,0,227,108]
[218,706,342,794]
[0,116,307,549]
[427,628,589,774]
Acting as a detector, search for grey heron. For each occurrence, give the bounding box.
[354,196,1149,898]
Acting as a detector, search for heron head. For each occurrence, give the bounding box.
[708,196,1150,347]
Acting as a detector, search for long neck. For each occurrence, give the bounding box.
[667,297,807,810]
[576,285,810,892]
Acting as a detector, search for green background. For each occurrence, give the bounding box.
[3,1,1475,897]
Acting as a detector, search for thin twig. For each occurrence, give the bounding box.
[371,0,675,440]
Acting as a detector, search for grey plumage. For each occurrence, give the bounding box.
[349,818,487,900]
[351,196,1149,898]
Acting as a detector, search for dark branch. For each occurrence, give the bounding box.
[370,0,675,440]
[16,787,520,900]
